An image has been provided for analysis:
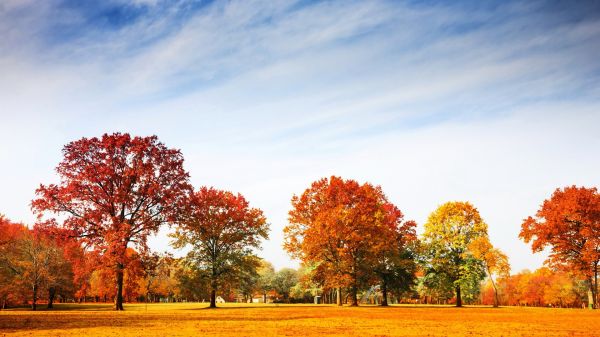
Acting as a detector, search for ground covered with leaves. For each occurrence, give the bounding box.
[1,303,598,336]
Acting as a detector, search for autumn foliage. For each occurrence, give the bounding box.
[468,236,510,307]
[2,132,600,315]
[421,202,489,307]
[493,267,586,307]
[0,216,75,310]
[31,133,191,310]
[171,187,269,308]
[284,176,416,306]
[520,186,600,308]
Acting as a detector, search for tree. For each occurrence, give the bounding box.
[272,268,299,302]
[422,201,488,307]
[257,261,275,303]
[374,211,418,307]
[175,260,210,302]
[0,216,28,309]
[122,248,144,302]
[418,270,454,304]
[171,187,269,308]
[138,252,161,302]
[520,186,600,309]
[497,268,586,307]
[290,265,321,303]
[543,272,578,308]
[373,219,417,306]
[89,266,114,302]
[234,256,263,303]
[32,133,191,310]
[61,237,95,303]
[44,246,74,309]
[285,176,413,306]
[145,254,181,303]
[468,237,510,307]
[33,225,77,309]
[7,228,68,310]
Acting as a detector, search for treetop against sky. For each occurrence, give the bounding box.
[0,0,599,273]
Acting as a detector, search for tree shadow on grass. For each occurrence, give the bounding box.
[377,304,504,309]
[41,304,116,311]
[192,304,331,311]
[0,309,326,334]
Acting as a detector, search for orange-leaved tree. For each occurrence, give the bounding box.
[284,176,414,306]
[520,186,600,309]
[32,133,191,310]
[468,237,510,307]
[171,187,269,308]
[2,225,70,310]
[0,215,29,309]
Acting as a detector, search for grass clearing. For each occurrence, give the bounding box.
[1,303,599,336]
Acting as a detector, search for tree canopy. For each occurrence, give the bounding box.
[171,187,269,308]
[422,201,489,307]
[32,133,191,310]
[285,176,416,306]
[520,186,600,308]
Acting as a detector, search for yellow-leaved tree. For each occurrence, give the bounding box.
[422,201,488,307]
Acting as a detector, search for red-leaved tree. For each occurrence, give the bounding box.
[520,186,600,309]
[171,187,269,308]
[32,133,191,310]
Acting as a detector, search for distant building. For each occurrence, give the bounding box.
[251,290,277,303]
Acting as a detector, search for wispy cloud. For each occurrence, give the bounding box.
[1,0,599,271]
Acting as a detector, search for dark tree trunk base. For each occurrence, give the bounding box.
[47,287,56,309]
[350,286,359,306]
[115,264,125,311]
[381,282,388,306]
[32,284,38,311]
[210,289,217,308]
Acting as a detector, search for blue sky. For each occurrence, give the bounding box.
[1,0,599,272]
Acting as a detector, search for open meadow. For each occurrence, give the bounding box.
[1,303,599,337]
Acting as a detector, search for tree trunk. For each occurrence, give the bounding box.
[350,264,359,306]
[32,283,38,311]
[594,263,598,309]
[263,290,267,304]
[336,287,342,306]
[381,281,388,306]
[210,285,217,308]
[490,277,499,308]
[493,288,499,308]
[209,264,218,308]
[115,264,124,311]
[455,285,462,307]
[588,278,595,309]
[47,287,56,309]
[350,285,358,306]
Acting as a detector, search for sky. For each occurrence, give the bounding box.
[1,0,599,273]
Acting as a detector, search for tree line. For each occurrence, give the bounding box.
[1,133,598,310]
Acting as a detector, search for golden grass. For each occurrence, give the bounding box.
[1,303,599,336]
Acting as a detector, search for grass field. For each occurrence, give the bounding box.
[1,303,599,337]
